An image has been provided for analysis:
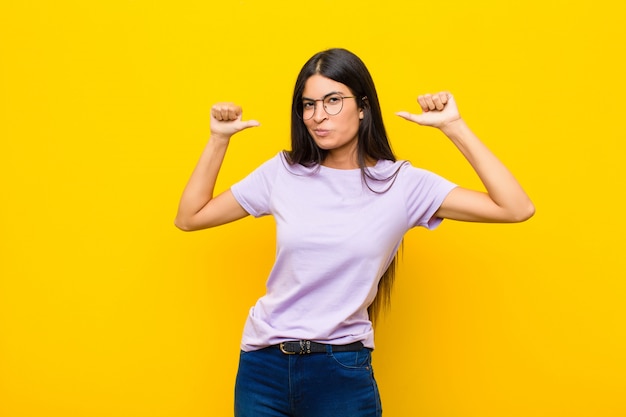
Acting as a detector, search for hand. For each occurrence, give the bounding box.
[396,92,461,129]
[210,102,260,139]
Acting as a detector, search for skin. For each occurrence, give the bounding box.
[174,75,534,231]
[301,74,365,169]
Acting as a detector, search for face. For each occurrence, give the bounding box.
[301,74,363,158]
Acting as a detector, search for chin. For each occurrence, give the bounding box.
[312,139,334,150]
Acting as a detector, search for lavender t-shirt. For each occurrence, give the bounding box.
[231,152,456,351]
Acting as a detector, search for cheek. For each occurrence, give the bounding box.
[339,113,361,133]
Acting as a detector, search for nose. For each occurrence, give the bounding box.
[311,100,328,122]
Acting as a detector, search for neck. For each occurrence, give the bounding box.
[322,152,359,169]
[322,150,376,170]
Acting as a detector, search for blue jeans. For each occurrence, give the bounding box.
[235,345,382,417]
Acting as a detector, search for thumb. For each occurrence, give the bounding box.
[240,119,261,130]
[395,111,427,125]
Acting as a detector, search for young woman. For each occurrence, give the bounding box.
[175,48,534,417]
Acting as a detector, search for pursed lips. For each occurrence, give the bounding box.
[313,129,331,137]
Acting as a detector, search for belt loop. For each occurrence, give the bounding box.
[325,343,333,354]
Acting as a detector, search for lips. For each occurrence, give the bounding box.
[313,129,331,137]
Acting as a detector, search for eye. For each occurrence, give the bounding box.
[326,95,341,105]
[302,101,315,109]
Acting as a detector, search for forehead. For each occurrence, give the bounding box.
[302,74,351,98]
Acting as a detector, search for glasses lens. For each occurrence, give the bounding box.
[323,94,343,116]
[301,100,315,120]
[300,94,346,120]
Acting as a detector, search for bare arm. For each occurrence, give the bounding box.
[397,93,535,223]
[174,103,260,231]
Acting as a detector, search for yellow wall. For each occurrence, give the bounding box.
[1,1,624,416]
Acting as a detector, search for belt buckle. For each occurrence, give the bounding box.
[279,340,312,355]
[279,342,296,355]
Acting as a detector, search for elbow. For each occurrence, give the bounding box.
[174,217,195,232]
[511,201,535,223]
[174,215,215,232]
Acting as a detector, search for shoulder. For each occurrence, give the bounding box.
[395,160,445,181]
[371,159,456,193]
[247,152,286,177]
[369,159,430,181]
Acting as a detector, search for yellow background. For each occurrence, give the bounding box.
[1,1,625,416]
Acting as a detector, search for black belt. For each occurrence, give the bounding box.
[278,340,364,355]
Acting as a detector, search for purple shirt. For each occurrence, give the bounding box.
[231,152,457,351]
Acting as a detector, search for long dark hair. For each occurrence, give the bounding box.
[285,48,401,325]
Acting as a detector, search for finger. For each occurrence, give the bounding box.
[432,94,444,111]
[211,104,222,121]
[212,103,242,121]
[211,103,230,121]
[423,94,437,111]
[417,95,430,112]
[228,106,242,121]
[445,92,455,106]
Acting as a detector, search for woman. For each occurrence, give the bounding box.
[175,48,534,417]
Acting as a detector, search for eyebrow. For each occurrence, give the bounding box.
[301,91,344,101]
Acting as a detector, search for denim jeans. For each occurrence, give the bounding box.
[235,345,382,417]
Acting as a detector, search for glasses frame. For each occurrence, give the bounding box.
[299,92,357,120]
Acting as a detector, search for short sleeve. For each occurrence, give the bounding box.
[401,164,457,229]
[230,154,281,217]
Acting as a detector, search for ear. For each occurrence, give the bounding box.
[359,96,368,120]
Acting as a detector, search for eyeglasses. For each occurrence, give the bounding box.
[299,93,357,120]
